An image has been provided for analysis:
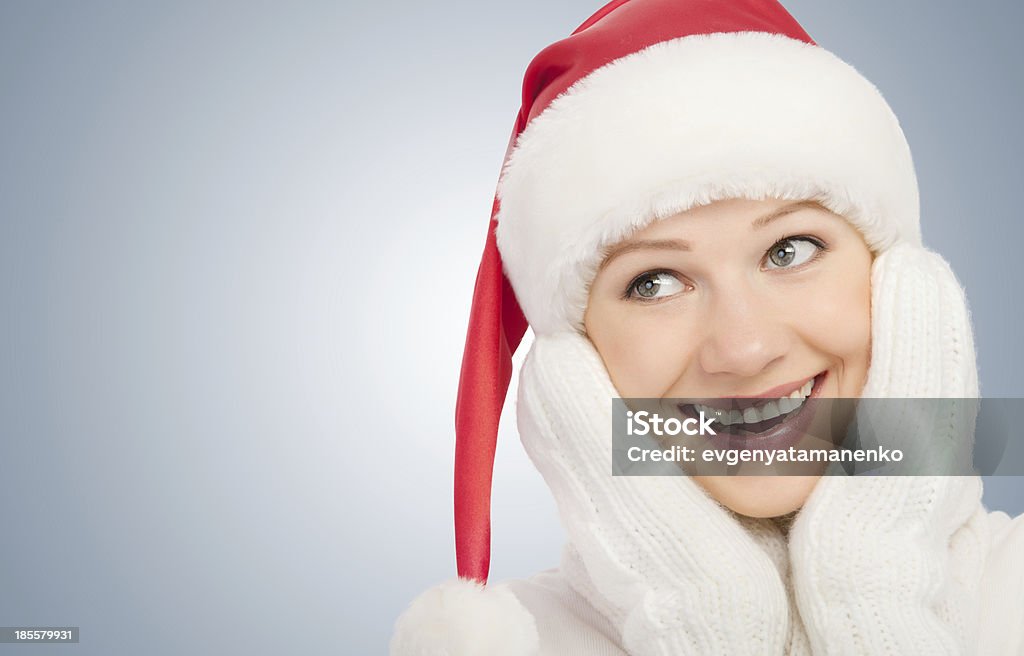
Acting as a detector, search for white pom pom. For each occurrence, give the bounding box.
[390,577,540,656]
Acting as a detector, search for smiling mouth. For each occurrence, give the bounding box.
[676,371,826,435]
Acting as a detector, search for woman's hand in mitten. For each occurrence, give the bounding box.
[790,475,981,655]
[789,244,983,655]
[519,332,805,655]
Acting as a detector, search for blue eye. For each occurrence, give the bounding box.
[764,237,823,269]
[627,271,687,300]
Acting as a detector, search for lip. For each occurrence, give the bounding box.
[732,374,819,400]
[685,372,823,411]
[678,370,829,452]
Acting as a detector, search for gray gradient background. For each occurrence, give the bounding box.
[1,1,1022,654]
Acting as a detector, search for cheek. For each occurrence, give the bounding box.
[792,264,872,386]
[587,305,697,397]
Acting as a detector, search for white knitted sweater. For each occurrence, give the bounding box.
[392,246,1024,655]
[493,506,1024,656]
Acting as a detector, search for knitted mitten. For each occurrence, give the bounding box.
[789,244,984,655]
[518,332,800,655]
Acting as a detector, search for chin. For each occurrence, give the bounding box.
[695,475,822,518]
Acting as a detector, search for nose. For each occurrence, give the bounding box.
[696,282,792,378]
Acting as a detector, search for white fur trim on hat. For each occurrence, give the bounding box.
[495,31,921,334]
[390,577,540,656]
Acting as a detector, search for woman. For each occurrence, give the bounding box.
[392,0,1024,653]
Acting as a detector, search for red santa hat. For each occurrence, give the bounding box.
[455,0,920,584]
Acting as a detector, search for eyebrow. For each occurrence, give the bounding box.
[598,200,827,270]
[750,200,826,229]
[599,238,691,271]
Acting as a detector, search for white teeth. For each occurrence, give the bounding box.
[704,407,729,423]
[692,376,816,427]
[760,400,780,420]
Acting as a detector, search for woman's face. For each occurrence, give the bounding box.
[584,198,873,517]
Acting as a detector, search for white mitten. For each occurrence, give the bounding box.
[518,332,804,655]
[789,243,984,655]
